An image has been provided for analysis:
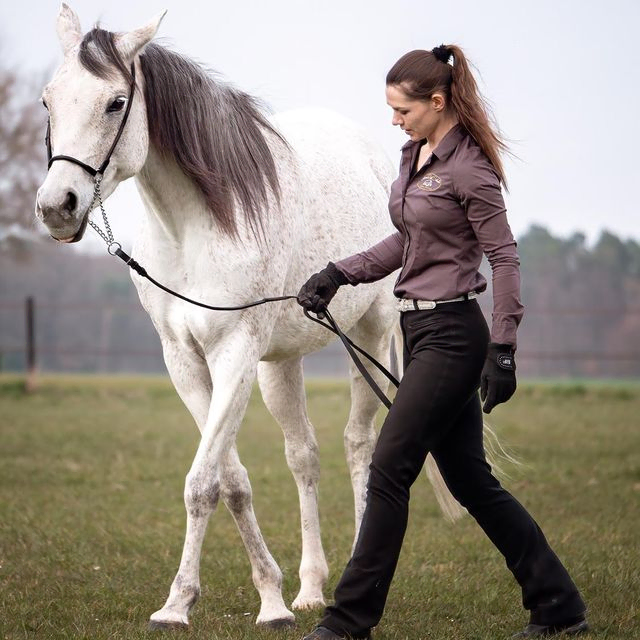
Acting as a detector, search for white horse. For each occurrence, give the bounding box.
[36,4,460,630]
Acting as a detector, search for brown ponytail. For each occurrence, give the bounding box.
[386,46,509,188]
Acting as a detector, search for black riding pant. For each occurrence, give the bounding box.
[321,299,585,638]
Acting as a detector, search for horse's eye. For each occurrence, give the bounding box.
[41,99,49,110]
[107,97,127,113]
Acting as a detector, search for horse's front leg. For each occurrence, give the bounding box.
[149,331,293,629]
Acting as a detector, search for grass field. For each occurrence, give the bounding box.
[0,375,638,639]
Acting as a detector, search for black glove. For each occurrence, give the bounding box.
[480,343,517,414]
[297,262,348,314]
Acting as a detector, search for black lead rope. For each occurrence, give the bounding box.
[111,244,399,408]
[112,245,296,310]
[304,308,399,409]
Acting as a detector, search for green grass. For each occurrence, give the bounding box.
[0,375,638,639]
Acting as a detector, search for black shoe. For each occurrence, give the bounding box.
[302,627,345,640]
[302,625,371,640]
[512,617,589,637]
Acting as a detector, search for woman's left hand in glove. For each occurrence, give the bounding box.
[480,343,517,414]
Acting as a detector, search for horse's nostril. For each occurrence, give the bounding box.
[63,191,77,214]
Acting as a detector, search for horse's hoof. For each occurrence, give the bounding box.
[260,617,297,630]
[292,596,326,611]
[148,619,189,632]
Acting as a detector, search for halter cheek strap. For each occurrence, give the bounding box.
[46,63,136,177]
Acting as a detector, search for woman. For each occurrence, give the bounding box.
[297,46,588,639]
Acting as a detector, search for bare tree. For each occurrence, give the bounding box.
[0,51,49,254]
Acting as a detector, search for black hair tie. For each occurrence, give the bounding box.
[432,45,451,64]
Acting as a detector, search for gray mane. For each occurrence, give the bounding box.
[79,28,285,240]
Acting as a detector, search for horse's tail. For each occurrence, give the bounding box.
[425,455,466,522]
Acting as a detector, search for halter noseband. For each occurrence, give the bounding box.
[45,63,136,178]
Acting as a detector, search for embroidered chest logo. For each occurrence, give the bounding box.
[417,173,442,192]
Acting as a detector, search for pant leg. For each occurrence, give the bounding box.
[321,302,488,637]
[430,393,586,626]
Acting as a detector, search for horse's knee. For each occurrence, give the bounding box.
[344,425,376,458]
[184,472,220,517]
[284,438,319,478]
[220,466,253,515]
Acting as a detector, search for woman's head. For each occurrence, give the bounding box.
[386,47,453,104]
[385,82,452,146]
[386,46,508,186]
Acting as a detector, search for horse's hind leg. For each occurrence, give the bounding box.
[257,358,328,610]
[220,445,296,627]
[345,299,396,545]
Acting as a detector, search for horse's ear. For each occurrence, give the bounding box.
[57,3,83,56]
[115,10,167,61]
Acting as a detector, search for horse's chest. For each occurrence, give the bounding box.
[132,274,224,352]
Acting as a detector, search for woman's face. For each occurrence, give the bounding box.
[386,83,442,142]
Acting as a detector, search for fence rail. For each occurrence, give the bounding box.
[1,298,639,377]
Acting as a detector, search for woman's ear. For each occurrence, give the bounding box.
[431,92,446,113]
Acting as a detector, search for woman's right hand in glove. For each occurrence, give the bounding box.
[297,262,348,314]
[480,343,517,413]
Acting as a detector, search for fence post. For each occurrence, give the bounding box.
[25,296,37,392]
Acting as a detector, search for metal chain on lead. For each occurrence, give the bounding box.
[88,175,115,246]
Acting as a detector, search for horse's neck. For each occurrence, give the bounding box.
[133,145,279,286]
[135,146,211,244]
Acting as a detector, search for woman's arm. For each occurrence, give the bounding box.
[334,231,404,285]
[455,157,524,348]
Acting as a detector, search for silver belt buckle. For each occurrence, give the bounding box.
[396,298,436,312]
[415,300,436,310]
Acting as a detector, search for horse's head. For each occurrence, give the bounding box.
[35,3,165,243]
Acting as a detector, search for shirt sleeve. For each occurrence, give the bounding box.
[455,156,524,349]
[334,231,404,285]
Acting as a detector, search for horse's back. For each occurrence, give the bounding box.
[260,109,399,360]
[271,108,396,267]
[272,108,395,193]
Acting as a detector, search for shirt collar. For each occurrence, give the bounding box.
[431,124,465,161]
[400,124,466,160]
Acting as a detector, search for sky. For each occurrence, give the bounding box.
[2,0,639,253]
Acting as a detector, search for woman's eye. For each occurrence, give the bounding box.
[107,97,127,113]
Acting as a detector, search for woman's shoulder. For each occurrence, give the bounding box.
[452,129,494,167]
[451,131,501,191]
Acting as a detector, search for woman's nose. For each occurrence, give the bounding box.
[392,113,402,126]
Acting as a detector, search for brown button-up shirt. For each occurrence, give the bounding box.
[336,124,524,347]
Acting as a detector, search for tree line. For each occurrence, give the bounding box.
[1,226,639,378]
